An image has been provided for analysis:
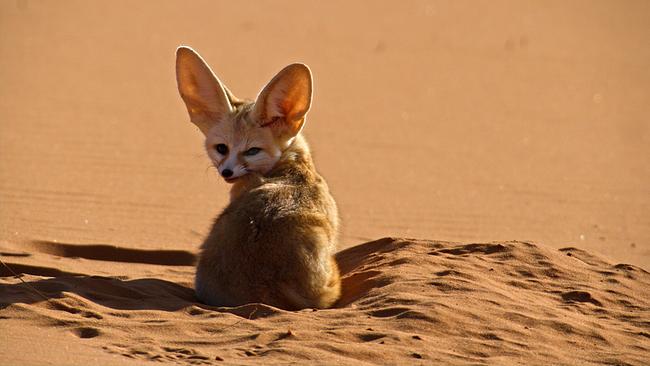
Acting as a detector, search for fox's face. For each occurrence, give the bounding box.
[203,112,283,182]
[175,46,312,183]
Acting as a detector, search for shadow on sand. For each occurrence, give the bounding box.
[0,238,408,318]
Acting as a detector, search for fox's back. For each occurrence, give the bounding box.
[196,136,340,309]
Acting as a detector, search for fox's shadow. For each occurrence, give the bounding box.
[0,240,199,313]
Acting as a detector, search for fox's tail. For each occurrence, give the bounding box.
[278,260,341,310]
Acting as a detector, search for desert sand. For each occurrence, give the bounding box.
[1,1,649,365]
[2,238,649,365]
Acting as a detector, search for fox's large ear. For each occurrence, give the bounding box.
[253,63,312,138]
[176,46,233,135]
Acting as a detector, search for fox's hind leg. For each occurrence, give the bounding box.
[195,259,236,307]
[278,256,341,310]
[315,257,341,308]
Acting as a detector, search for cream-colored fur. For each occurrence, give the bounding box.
[175,46,340,310]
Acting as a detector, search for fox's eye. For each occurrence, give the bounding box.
[244,147,262,156]
[215,144,228,155]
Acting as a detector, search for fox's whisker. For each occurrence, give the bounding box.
[204,164,217,176]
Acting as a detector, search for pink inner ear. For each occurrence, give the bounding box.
[282,84,310,120]
[280,99,291,114]
[259,115,304,138]
[260,116,282,128]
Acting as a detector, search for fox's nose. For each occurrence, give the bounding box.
[221,169,233,178]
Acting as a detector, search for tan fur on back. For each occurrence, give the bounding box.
[195,134,341,309]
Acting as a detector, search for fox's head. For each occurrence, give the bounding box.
[175,46,312,183]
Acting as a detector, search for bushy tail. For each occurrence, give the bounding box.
[279,258,341,310]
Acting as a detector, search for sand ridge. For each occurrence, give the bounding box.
[2,238,649,365]
[1,0,648,267]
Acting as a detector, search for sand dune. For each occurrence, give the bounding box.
[1,0,649,268]
[2,238,649,365]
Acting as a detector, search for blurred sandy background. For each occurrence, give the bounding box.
[1,0,649,266]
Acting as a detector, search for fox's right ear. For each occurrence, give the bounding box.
[175,46,233,135]
[253,63,312,139]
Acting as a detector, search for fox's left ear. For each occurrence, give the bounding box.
[253,63,312,138]
[176,46,234,135]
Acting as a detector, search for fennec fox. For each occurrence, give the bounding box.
[175,46,341,310]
